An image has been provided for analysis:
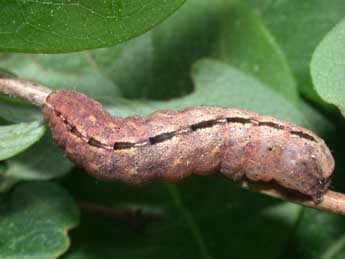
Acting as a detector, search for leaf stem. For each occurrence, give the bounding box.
[0,78,344,216]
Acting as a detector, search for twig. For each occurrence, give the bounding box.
[78,201,162,229]
[0,77,344,216]
[240,180,345,216]
[0,78,51,105]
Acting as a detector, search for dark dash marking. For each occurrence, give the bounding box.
[191,120,219,131]
[290,130,316,142]
[226,117,252,124]
[149,131,176,144]
[64,121,74,130]
[70,126,85,139]
[114,142,136,150]
[88,137,109,149]
[259,121,285,130]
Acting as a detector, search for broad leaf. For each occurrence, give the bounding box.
[311,18,345,117]
[0,52,122,99]
[247,0,345,104]
[0,121,45,161]
[0,182,79,259]
[63,171,301,259]
[0,0,185,53]
[284,210,345,259]
[106,59,310,129]
[91,0,298,101]
[0,133,72,192]
[0,96,41,123]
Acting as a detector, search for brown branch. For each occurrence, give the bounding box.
[240,180,345,216]
[79,202,162,220]
[0,77,344,216]
[78,202,162,230]
[0,78,51,106]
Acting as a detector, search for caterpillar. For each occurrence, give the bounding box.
[42,90,335,201]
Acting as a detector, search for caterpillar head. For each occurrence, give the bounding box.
[278,140,334,201]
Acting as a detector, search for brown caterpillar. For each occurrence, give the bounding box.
[42,90,335,200]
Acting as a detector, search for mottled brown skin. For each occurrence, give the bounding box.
[42,90,335,200]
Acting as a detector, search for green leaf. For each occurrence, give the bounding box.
[0,182,79,259]
[62,171,301,259]
[0,134,72,192]
[247,0,345,104]
[0,0,185,53]
[211,1,298,102]
[300,101,334,138]
[0,50,124,122]
[0,68,16,78]
[0,52,122,99]
[311,18,345,117]
[106,59,310,128]
[0,69,40,123]
[285,210,345,259]
[91,0,297,101]
[0,121,45,161]
[0,96,41,123]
